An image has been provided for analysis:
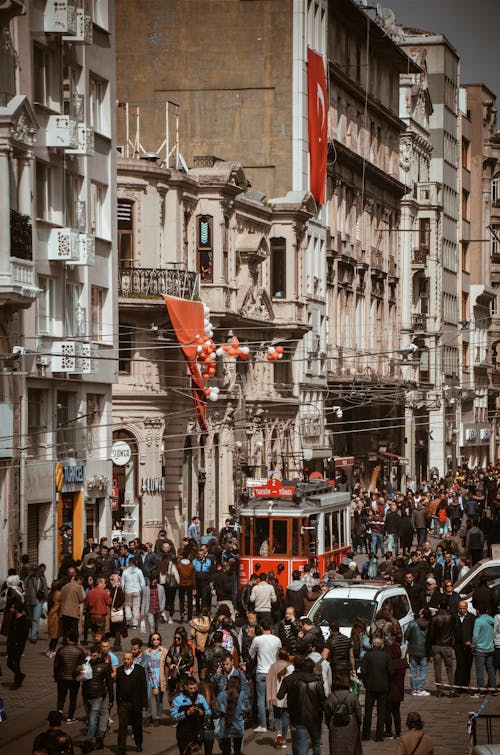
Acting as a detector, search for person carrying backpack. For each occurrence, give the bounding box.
[324,670,362,755]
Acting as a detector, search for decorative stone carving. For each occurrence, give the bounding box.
[119,187,144,259]
[240,286,274,321]
[400,135,412,173]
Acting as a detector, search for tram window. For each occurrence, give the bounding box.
[243,519,251,556]
[255,519,270,556]
[272,520,288,555]
[325,513,331,551]
[339,510,345,547]
[292,519,300,556]
[332,512,339,547]
[309,515,317,557]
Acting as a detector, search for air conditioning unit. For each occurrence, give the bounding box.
[44,0,77,35]
[66,124,94,156]
[72,234,95,265]
[480,428,491,441]
[465,428,477,441]
[51,341,80,373]
[63,6,93,44]
[77,342,95,374]
[40,115,78,149]
[48,228,80,262]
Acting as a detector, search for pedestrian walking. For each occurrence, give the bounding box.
[25,564,48,643]
[453,600,475,690]
[472,607,496,695]
[404,608,431,696]
[142,574,166,634]
[266,649,293,747]
[46,580,63,657]
[171,675,211,755]
[395,711,434,755]
[324,670,363,755]
[85,577,112,637]
[384,642,406,740]
[122,557,146,629]
[166,628,195,699]
[53,629,86,723]
[193,545,214,615]
[429,599,456,697]
[216,674,248,755]
[81,645,114,752]
[144,632,168,725]
[7,598,28,689]
[59,572,85,642]
[116,650,148,754]
[32,710,75,755]
[177,554,196,622]
[248,616,281,733]
[250,573,276,625]
[360,637,392,742]
[277,655,326,755]
[109,573,127,651]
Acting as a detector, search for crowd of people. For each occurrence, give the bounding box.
[3,465,500,754]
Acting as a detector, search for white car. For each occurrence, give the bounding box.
[307,580,414,653]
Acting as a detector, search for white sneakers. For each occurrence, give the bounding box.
[254,726,267,733]
[411,690,430,696]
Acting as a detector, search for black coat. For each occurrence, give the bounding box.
[360,647,393,693]
[277,671,325,728]
[429,610,454,646]
[453,612,475,646]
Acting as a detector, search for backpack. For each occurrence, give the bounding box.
[313,657,324,679]
[438,508,447,523]
[468,530,482,549]
[333,693,351,727]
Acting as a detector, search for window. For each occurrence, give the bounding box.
[462,242,469,272]
[492,226,500,258]
[462,190,470,221]
[117,199,134,266]
[270,237,286,297]
[197,215,213,282]
[65,282,85,337]
[89,74,107,134]
[86,393,103,458]
[28,389,47,456]
[38,276,56,334]
[65,172,82,229]
[91,286,106,340]
[492,173,500,206]
[418,218,430,251]
[90,181,107,238]
[36,161,53,220]
[91,0,108,28]
[119,324,133,373]
[63,63,82,119]
[56,391,77,457]
[33,45,50,106]
[463,342,469,368]
[461,292,469,322]
[462,138,470,170]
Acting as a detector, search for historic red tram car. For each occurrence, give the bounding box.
[238,478,351,592]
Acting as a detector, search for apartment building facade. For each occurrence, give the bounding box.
[114,154,312,542]
[0,0,117,578]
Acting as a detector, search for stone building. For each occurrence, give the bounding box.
[114,154,312,542]
[0,0,117,578]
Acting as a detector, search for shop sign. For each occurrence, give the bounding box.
[141,477,165,494]
[253,477,295,499]
[246,478,268,488]
[63,464,85,484]
[112,440,132,466]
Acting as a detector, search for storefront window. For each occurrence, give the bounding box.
[272,520,288,555]
[255,519,270,556]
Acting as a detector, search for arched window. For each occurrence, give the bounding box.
[197,215,213,282]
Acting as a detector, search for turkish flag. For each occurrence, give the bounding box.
[307,48,328,205]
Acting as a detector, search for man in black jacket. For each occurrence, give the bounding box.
[278,607,301,655]
[453,600,476,690]
[403,571,425,614]
[430,599,456,696]
[116,650,148,754]
[360,637,393,742]
[7,599,29,689]
[32,710,74,754]
[82,646,114,752]
[53,630,86,722]
[277,655,325,755]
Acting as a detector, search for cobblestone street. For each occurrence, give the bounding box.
[0,614,495,755]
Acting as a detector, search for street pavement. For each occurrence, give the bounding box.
[1,616,496,755]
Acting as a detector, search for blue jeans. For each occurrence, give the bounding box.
[255,672,267,728]
[371,532,385,556]
[291,723,321,755]
[147,687,164,718]
[409,655,428,691]
[386,534,398,555]
[273,705,289,739]
[28,602,44,640]
[86,696,104,741]
[474,652,496,689]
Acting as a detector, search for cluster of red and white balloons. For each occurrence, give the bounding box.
[266,345,284,361]
[195,304,250,402]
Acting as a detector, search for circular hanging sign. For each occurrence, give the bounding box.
[111,440,132,466]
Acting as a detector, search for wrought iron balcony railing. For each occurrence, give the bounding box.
[118,266,200,300]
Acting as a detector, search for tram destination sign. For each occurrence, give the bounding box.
[253,477,295,499]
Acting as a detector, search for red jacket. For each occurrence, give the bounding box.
[86,586,112,617]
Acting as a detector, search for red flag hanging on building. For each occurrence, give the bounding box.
[307,48,327,205]
[162,294,208,434]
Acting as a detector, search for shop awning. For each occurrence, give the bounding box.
[303,447,332,460]
[333,455,354,467]
[379,451,409,465]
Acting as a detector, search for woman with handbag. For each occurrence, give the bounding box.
[396,712,433,755]
[142,575,166,635]
[159,553,180,624]
[46,580,63,657]
[108,574,127,652]
[215,675,247,755]
[144,632,168,725]
[166,629,195,699]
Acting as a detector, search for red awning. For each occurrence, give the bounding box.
[163,294,207,433]
[333,455,354,467]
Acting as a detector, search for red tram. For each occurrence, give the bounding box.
[238,478,352,592]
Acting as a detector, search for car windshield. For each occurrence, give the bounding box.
[309,597,377,628]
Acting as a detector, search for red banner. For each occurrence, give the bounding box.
[162,294,208,433]
[253,477,296,499]
[307,48,327,205]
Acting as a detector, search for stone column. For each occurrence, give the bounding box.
[0,146,11,277]
[17,152,33,217]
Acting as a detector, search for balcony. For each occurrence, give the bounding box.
[48,228,80,262]
[118,266,200,300]
[44,0,77,34]
[412,248,428,267]
[411,313,428,331]
[51,341,95,374]
[36,115,78,150]
[66,124,94,156]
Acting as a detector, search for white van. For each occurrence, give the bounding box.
[455,558,500,598]
[307,580,414,653]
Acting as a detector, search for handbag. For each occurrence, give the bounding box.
[110,588,124,624]
[166,564,178,588]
